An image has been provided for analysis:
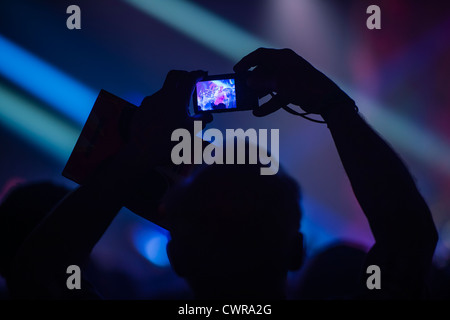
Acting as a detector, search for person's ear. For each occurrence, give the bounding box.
[288,232,304,271]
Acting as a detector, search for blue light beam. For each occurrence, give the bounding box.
[0,84,80,163]
[0,34,97,125]
[124,0,272,62]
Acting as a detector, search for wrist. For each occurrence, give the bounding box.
[320,100,359,124]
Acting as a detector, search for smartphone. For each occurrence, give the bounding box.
[193,73,259,114]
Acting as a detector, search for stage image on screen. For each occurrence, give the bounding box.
[196,79,237,111]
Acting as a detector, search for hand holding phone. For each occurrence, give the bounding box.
[234,48,354,116]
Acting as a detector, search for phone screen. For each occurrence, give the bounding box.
[195,78,237,112]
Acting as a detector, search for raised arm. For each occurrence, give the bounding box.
[322,101,438,298]
[235,48,438,298]
[9,70,211,299]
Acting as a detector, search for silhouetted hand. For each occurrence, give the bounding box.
[105,70,212,222]
[127,70,212,166]
[234,48,354,117]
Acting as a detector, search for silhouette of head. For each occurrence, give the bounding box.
[0,182,70,280]
[164,159,303,299]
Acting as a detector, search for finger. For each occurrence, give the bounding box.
[162,70,189,89]
[246,66,277,93]
[177,70,208,100]
[186,70,208,95]
[233,47,278,73]
[176,70,208,105]
[190,70,208,82]
[252,94,286,117]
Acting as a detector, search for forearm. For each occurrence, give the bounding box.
[9,146,163,298]
[29,178,123,263]
[322,104,438,247]
[8,157,129,297]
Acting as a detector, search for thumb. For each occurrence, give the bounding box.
[253,94,286,117]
